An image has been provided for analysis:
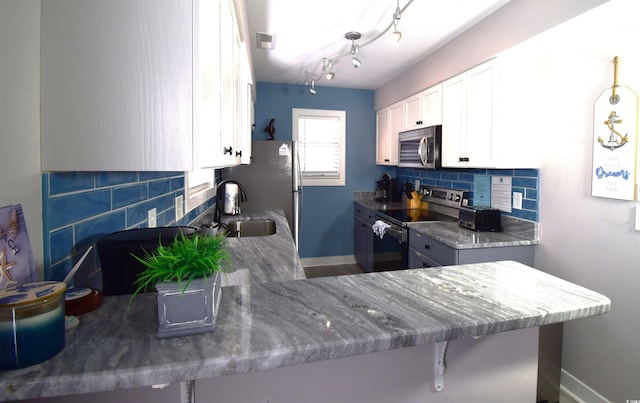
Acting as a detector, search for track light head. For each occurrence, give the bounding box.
[390,29,402,43]
[390,0,402,43]
[325,59,335,80]
[345,31,362,68]
[309,79,316,95]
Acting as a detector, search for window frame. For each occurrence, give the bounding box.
[292,108,346,187]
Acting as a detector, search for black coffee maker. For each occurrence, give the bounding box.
[374,173,401,202]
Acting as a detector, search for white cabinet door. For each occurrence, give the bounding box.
[442,73,467,167]
[403,94,422,130]
[465,61,498,167]
[376,108,391,165]
[403,84,443,130]
[193,0,221,169]
[441,59,499,168]
[217,0,239,167]
[238,42,254,165]
[420,84,442,127]
[376,102,401,166]
[388,102,403,165]
[41,0,195,171]
[41,0,247,172]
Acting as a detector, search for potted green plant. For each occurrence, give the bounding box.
[130,231,231,338]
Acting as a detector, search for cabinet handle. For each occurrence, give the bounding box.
[424,244,431,250]
[223,146,233,155]
[235,150,242,157]
[458,157,469,162]
[384,159,390,162]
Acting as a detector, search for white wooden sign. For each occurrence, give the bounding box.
[591,86,639,200]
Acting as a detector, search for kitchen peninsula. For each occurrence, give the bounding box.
[0,212,609,402]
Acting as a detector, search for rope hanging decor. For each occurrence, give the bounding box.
[591,56,639,201]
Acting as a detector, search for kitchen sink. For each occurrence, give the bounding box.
[225,219,276,237]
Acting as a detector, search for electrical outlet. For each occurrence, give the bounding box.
[513,192,523,210]
[175,196,184,221]
[147,208,157,228]
[414,179,420,190]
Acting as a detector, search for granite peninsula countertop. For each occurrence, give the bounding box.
[216,209,305,285]
[354,199,539,249]
[0,261,610,401]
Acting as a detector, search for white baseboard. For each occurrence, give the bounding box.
[299,255,356,268]
[561,369,610,403]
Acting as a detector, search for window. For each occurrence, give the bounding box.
[292,108,346,186]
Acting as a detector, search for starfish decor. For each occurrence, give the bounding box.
[0,247,17,289]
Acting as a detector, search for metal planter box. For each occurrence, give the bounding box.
[155,272,221,338]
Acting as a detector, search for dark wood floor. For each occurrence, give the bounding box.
[303,264,365,279]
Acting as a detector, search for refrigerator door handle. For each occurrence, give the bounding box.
[292,141,303,250]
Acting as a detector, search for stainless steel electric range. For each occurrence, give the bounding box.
[372,186,468,271]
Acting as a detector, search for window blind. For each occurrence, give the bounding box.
[298,115,341,178]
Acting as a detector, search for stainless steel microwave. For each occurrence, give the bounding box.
[398,125,442,169]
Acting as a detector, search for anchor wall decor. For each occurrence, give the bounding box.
[591,56,639,201]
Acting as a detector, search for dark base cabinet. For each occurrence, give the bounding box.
[354,204,376,272]
[408,229,535,268]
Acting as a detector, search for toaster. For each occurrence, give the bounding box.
[458,206,502,232]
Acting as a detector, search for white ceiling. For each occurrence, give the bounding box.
[244,0,511,90]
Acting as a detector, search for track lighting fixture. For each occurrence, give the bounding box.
[390,0,402,43]
[345,31,362,68]
[304,57,336,95]
[300,0,414,91]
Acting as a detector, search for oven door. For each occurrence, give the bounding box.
[372,219,408,271]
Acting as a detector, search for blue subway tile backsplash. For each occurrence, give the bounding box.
[395,167,540,222]
[47,189,112,229]
[42,171,217,281]
[112,183,149,209]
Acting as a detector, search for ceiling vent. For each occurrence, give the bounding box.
[256,32,276,50]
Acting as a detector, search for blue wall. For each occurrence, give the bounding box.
[42,171,216,281]
[255,82,387,259]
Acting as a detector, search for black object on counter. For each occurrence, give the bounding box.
[375,174,401,202]
[458,207,502,232]
[403,182,414,199]
[96,226,197,296]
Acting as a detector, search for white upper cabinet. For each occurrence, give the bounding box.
[441,59,500,168]
[238,42,255,165]
[402,84,442,130]
[420,84,443,127]
[376,102,402,165]
[41,0,248,171]
[403,94,423,130]
[194,0,221,170]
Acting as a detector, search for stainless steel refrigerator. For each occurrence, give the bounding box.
[222,140,302,248]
